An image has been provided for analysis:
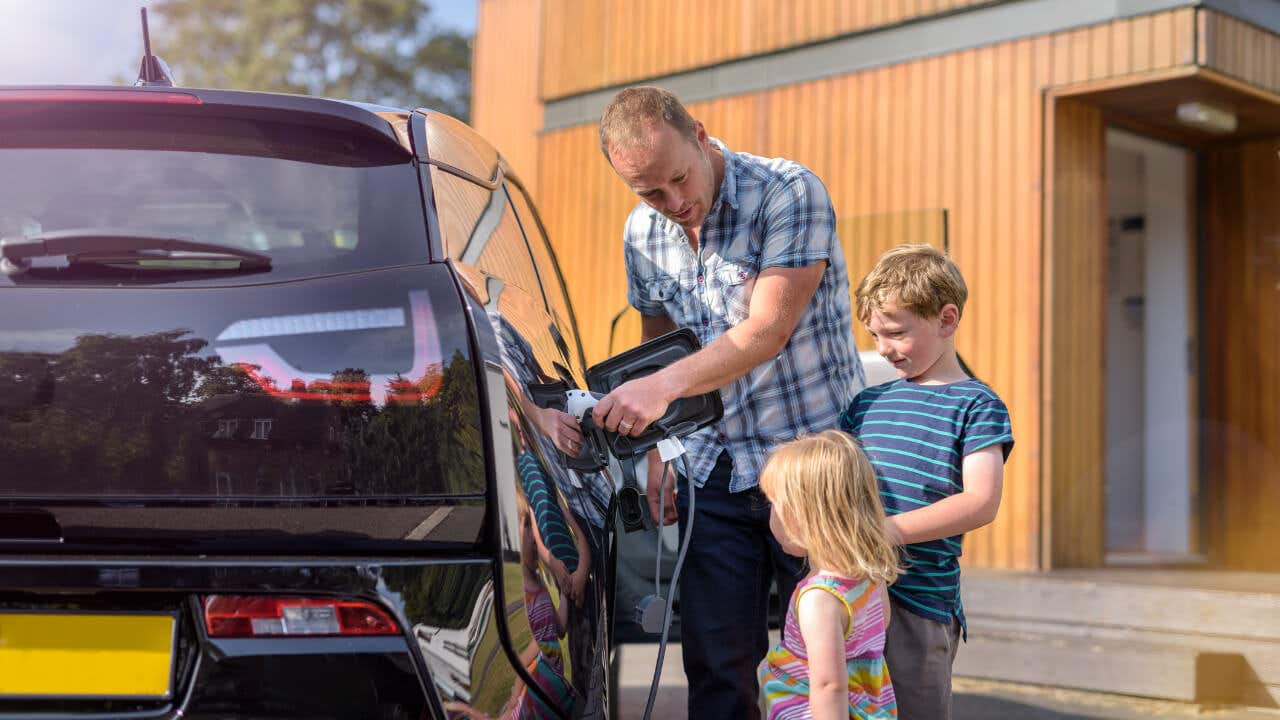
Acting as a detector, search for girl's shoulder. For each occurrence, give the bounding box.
[798,573,875,610]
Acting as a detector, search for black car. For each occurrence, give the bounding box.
[0,84,637,719]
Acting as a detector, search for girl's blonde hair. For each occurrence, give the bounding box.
[759,430,901,586]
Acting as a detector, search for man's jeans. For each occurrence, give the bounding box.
[675,452,806,720]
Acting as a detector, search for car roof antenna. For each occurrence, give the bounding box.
[134,7,176,87]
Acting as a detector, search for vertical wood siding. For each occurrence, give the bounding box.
[540,0,998,99]
[532,9,1196,571]
[1199,9,1280,97]
[472,0,544,191]
[839,211,949,349]
[1203,139,1280,573]
[1043,98,1106,568]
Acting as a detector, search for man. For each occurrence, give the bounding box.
[591,86,866,720]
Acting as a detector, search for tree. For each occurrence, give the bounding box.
[152,0,472,119]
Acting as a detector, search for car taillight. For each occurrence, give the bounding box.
[203,596,399,638]
[0,89,201,105]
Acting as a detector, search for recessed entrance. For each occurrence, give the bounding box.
[1103,129,1199,563]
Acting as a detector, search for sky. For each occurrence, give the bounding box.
[0,0,477,86]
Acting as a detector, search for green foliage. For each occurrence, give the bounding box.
[152,0,472,118]
[339,352,484,495]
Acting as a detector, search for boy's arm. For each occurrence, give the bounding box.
[795,589,851,720]
[885,445,1004,545]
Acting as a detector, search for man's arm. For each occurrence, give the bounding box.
[885,445,1004,545]
[594,262,826,435]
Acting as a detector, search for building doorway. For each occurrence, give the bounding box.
[1103,129,1200,564]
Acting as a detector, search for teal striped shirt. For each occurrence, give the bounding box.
[839,378,1013,632]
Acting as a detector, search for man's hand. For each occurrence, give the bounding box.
[645,448,678,526]
[592,371,677,437]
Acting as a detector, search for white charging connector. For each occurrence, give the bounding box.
[655,436,685,463]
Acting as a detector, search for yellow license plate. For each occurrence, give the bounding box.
[0,612,175,699]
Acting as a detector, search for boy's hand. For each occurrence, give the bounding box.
[645,448,678,526]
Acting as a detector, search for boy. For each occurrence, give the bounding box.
[839,244,1014,720]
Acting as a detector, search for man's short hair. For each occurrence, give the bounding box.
[598,86,698,161]
[855,244,969,323]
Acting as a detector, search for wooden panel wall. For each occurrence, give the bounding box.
[540,0,996,99]
[530,9,1195,571]
[1203,139,1280,573]
[472,0,544,192]
[1199,9,1280,98]
[1043,98,1106,568]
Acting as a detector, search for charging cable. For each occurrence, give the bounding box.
[653,462,669,598]
[638,441,695,720]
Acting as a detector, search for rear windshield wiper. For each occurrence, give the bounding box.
[1,229,272,275]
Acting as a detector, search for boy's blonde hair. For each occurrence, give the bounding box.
[759,430,901,586]
[855,243,968,323]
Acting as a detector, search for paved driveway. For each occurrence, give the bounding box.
[615,643,1275,720]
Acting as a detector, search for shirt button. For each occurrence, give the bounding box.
[697,274,704,283]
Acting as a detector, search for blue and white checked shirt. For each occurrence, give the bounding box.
[624,138,866,491]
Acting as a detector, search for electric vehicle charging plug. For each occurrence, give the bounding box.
[565,389,651,532]
[564,389,604,421]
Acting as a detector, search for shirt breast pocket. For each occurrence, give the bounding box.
[716,263,755,325]
[644,276,682,320]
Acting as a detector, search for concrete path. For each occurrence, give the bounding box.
[615,642,1278,720]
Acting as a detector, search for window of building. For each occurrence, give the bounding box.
[214,419,239,439]
[251,419,273,441]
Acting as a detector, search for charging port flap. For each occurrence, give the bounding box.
[585,329,723,459]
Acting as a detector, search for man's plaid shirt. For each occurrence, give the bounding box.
[623,138,866,491]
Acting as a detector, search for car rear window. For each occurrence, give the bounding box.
[0,264,487,551]
[0,112,427,284]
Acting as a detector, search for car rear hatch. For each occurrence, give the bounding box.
[0,88,486,717]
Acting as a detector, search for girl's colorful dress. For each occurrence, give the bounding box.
[758,574,897,719]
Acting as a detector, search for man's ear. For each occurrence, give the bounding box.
[693,119,708,144]
[938,304,960,338]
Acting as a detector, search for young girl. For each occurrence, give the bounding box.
[757,430,901,720]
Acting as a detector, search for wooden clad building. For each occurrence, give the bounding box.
[473,0,1280,574]
[473,0,1280,705]
[473,0,1279,604]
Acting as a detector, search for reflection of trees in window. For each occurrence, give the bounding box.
[0,329,214,494]
[383,563,491,631]
[0,332,484,497]
[338,352,484,495]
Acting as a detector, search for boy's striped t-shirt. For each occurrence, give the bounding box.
[839,378,1013,631]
